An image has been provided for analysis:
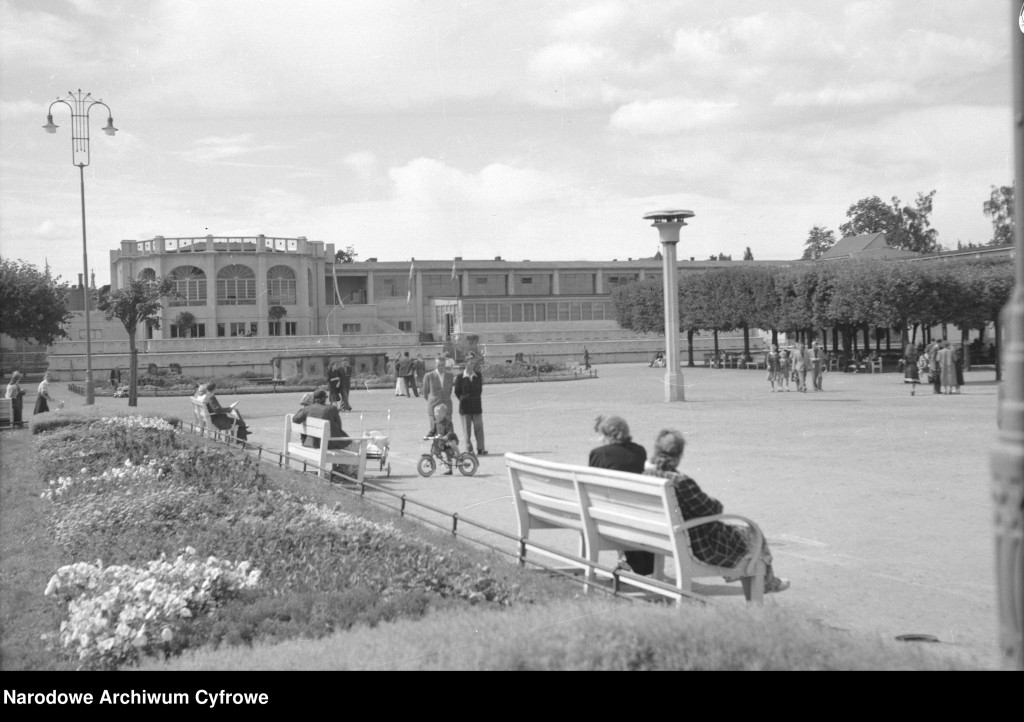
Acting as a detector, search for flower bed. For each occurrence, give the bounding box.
[36,413,531,669]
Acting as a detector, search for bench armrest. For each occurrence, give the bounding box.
[678,513,765,559]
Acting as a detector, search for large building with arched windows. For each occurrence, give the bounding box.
[41,232,1011,382]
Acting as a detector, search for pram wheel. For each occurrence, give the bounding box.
[417,455,436,477]
[457,453,479,477]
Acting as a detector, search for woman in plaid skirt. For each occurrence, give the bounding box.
[645,429,789,596]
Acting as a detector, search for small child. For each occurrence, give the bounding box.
[431,405,459,475]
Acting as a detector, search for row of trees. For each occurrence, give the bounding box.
[800,184,1015,259]
[612,257,1015,376]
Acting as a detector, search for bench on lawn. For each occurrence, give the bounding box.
[505,452,768,604]
[189,397,239,441]
[0,398,14,428]
[283,413,369,483]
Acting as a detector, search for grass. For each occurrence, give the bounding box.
[138,597,973,671]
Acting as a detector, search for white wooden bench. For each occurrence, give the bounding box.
[189,397,239,441]
[283,413,369,483]
[505,452,768,604]
[0,398,14,428]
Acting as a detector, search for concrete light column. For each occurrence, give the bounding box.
[990,3,1024,670]
[643,210,695,402]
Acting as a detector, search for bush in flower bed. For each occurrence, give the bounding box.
[44,548,261,669]
[481,360,579,380]
[36,417,533,669]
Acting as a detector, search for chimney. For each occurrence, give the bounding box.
[78,273,83,288]
[494,256,502,261]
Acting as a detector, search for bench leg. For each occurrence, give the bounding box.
[740,575,765,604]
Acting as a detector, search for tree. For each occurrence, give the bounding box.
[839,192,939,253]
[335,245,358,264]
[839,196,897,237]
[743,247,754,261]
[983,183,1015,246]
[173,311,195,338]
[0,258,73,345]
[96,277,174,407]
[801,226,836,260]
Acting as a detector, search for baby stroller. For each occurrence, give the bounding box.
[356,410,391,477]
[418,435,478,477]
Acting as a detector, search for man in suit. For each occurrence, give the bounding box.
[399,351,419,398]
[421,355,454,438]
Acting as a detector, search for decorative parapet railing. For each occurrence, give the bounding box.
[124,235,320,256]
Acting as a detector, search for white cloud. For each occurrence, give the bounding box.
[609,98,737,135]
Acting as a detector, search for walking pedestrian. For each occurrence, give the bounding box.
[765,344,780,392]
[5,370,25,427]
[810,341,825,391]
[109,366,121,391]
[400,351,419,397]
[33,372,63,415]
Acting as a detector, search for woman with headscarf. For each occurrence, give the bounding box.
[587,414,652,574]
[645,429,789,597]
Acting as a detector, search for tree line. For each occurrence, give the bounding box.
[611,257,1015,377]
[801,184,1015,260]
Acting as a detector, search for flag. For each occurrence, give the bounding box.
[406,260,415,306]
[451,259,457,281]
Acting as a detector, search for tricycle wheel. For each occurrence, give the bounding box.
[417,455,435,477]
[457,453,479,476]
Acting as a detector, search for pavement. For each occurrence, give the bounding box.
[54,362,1006,669]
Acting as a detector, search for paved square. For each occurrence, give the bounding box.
[78,361,1003,668]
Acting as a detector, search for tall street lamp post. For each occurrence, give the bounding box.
[643,210,695,402]
[43,90,118,405]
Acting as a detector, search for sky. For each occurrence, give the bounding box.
[0,0,1016,287]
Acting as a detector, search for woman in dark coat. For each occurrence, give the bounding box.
[587,415,652,574]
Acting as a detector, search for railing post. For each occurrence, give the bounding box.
[452,512,459,536]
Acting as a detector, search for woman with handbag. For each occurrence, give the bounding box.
[5,370,26,427]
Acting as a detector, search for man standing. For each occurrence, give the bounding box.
[454,357,486,455]
[421,355,454,438]
[339,360,353,411]
[109,366,121,391]
[400,351,419,398]
[414,354,426,389]
[583,347,590,370]
[810,341,825,391]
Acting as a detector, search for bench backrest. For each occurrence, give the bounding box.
[573,466,684,559]
[505,452,587,538]
[284,413,330,449]
[189,397,211,427]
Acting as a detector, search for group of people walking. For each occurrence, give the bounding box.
[4,371,62,427]
[903,340,964,395]
[764,342,825,393]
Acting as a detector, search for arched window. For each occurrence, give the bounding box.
[168,266,207,307]
[217,264,256,305]
[138,268,157,282]
[267,265,297,305]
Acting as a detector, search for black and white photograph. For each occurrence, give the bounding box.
[0,0,1021,680]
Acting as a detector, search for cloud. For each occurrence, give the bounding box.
[609,98,737,135]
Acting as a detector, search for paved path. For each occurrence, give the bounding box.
[67,362,1005,668]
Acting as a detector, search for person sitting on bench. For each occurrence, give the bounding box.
[204,382,249,441]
